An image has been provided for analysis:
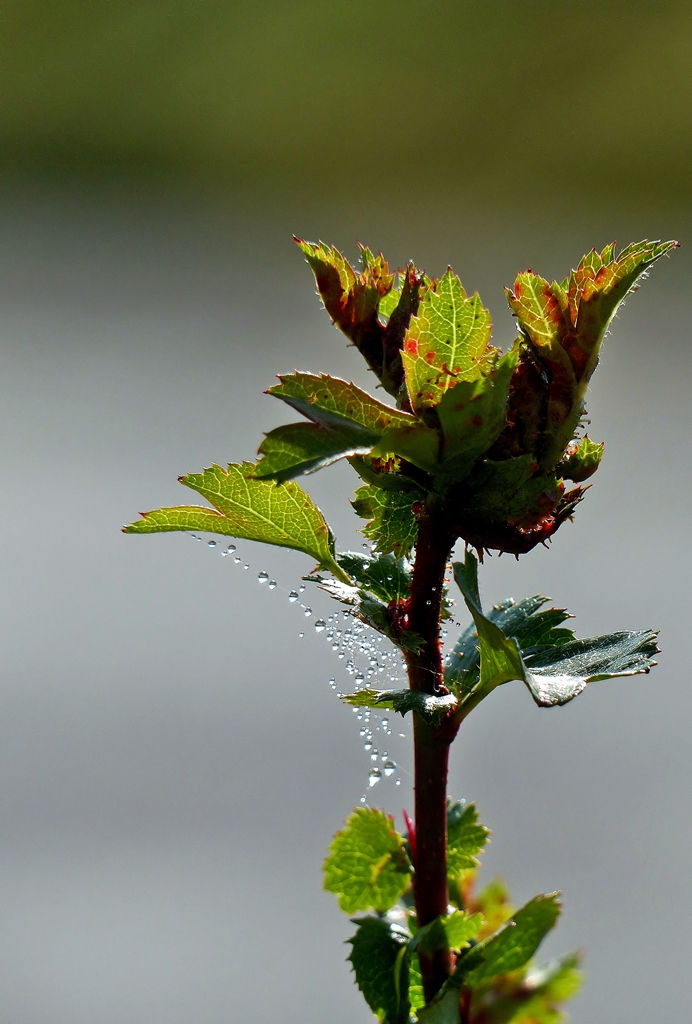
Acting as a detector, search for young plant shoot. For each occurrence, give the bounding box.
[126,237,676,1023]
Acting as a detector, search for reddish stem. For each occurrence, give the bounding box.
[404,503,456,1003]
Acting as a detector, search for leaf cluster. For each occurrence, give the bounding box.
[324,805,582,1024]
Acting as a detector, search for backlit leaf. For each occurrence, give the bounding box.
[267,372,414,434]
[402,269,496,411]
[413,910,483,957]
[336,551,411,604]
[446,801,490,875]
[124,462,349,582]
[255,421,378,481]
[352,484,419,559]
[463,893,562,984]
[323,808,411,914]
[341,688,457,724]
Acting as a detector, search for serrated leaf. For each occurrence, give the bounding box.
[451,552,658,713]
[255,420,378,481]
[337,551,411,604]
[124,461,349,582]
[557,435,603,482]
[372,420,441,475]
[402,269,496,412]
[296,241,424,397]
[352,484,419,559]
[267,372,414,434]
[413,910,483,957]
[505,240,678,470]
[348,917,411,1024]
[408,956,426,1014]
[446,801,490,875]
[323,808,411,914]
[435,345,519,486]
[463,893,562,984]
[341,689,457,724]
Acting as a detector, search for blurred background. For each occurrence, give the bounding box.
[0,2,690,1022]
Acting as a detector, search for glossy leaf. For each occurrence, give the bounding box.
[348,917,411,1024]
[124,462,349,582]
[323,808,411,914]
[255,421,378,481]
[336,551,411,604]
[341,688,457,724]
[446,801,490,875]
[452,552,658,712]
[464,893,562,984]
[352,484,419,559]
[402,269,496,412]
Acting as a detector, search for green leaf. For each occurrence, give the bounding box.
[323,808,411,914]
[337,551,411,604]
[506,240,678,471]
[342,688,457,723]
[408,957,426,1014]
[463,893,562,984]
[434,344,519,485]
[451,552,659,713]
[359,597,425,653]
[402,269,496,412]
[467,952,583,1023]
[255,421,379,481]
[413,910,483,957]
[416,948,486,1024]
[267,372,414,434]
[452,554,525,692]
[557,435,604,482]
[348,917,411,1024]
[124,461,349,582]
[372,420,441,475]
[446,801,490,875]
[352,484,419,559]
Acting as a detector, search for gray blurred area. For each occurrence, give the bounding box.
[0,184,689,1024]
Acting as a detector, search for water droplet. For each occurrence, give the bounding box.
[360,794,367,803]
[299,584,306,593]
[234,556,241,564]
[370,750,379,761]
[395,779,401,787]
[329,678,336,689]
[399,733,406,738]
[268,580,277,590]
[288,591,299,603]
[363,741,373,752]
[381,718,389,729]
[383,759,396,776]
[207,540,217,548]
[368,767,382,787]
[441,629,448,638]
[243,563,250,570]
[314,619,326,632]
[359,727,367,737]
[298,631,304,638]
[227,544,236,552]
[355,672,365,685]
[303,607,312,617]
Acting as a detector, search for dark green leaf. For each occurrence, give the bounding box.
[323,808,411,914]
[124,461,349,582]
[451,552,659,713]
[352,484,419,559]
[348,917,411,1024]
[341,688,457,724]
[416,948,486,1024]
[463,893,562,984]
[359,597,424,653]
[446,801,490,875]
[337,551,411,604]
[255,421,378,480]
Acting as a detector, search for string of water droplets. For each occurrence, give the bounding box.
[188,533,447,803]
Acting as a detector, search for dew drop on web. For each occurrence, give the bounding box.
[268,580,277,590]
[207,540,216,548]
[303,607,312,617]
[257,570,269,583]
[314,619,326,632]
[368,767,382,787]
[288,590,299,603]
[383,759,396,777]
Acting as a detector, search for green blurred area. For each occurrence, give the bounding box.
[2,0,690,210]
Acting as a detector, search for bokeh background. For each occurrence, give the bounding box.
[0,3,690,1022]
